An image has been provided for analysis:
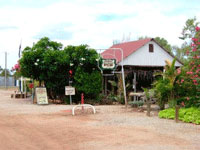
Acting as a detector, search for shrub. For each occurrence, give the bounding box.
[129,101,144,108]
[159,108,175,119]
[158,107,200,124]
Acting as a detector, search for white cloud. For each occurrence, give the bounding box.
[0,0,200,69]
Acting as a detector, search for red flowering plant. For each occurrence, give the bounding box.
[12,61,20,71]
[29,83,34,89]
[11,61,21,78]
[177,26,200,107]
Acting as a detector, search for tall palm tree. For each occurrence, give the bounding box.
[164,59,178,87]
[164,59,178,100]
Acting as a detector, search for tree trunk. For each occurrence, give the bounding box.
[159,100,165,110]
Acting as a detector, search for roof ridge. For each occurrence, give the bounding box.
[112,38,152,46]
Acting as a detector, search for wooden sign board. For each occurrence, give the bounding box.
[65,86,75,95]
[35,87,48,105]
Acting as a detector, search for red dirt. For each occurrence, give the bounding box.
[0,89,199,150]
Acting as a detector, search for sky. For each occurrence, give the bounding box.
[0,0,200,70]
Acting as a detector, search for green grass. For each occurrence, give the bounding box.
[159,107,200,125]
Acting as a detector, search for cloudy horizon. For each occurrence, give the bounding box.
[0,0,200,69]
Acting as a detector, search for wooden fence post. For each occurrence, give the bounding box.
[146,99,151,117]
[175,105,180,123]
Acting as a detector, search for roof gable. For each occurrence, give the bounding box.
[119,40,182,67]
[101,38,183,65]
[101,38,151,62]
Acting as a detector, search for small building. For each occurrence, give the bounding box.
[101,38,183,94]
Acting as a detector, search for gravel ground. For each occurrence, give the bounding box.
[0,89,74,115]
[0,89,200,150]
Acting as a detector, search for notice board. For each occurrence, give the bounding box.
[35,87,48,104]
[65,86,75,95]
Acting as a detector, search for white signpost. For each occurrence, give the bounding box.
[65,86,75,95]
[65,86,75,104]
[97,48,127,108]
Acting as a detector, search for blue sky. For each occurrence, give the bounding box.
[0,0,200,69]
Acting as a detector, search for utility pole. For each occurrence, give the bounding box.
[5,52,7,88]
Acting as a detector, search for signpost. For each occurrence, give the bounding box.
[35,87,48,105]
[65,86,75,104]
[97,48,127,108]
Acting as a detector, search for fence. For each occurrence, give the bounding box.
[0,76,16,87]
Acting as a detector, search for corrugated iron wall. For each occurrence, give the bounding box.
[0,76,15,86]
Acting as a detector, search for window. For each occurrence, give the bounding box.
[149,44,154,52]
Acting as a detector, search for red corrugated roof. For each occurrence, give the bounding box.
[101,38,152,63]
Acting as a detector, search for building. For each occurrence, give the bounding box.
[101,38,183,94]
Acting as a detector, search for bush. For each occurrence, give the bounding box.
[129,101,144,108]
[158,107,200,124]
[98,94,115,105]
[158,108,175,119]
[99,98,113,105]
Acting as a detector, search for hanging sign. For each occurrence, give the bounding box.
[35,87,48,105]
[65,86,75,95]
[101,59,116,70]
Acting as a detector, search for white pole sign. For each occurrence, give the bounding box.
[65,86,75,95]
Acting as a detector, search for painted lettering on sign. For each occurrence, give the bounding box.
[102,59,116,69]
[36,87,48,105]
[65,86,75,95]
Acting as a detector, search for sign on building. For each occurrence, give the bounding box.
[35,87,48,104]
[65,86,75,95]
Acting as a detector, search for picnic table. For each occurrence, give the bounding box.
[129,92,145,101]
[11,91,27,98]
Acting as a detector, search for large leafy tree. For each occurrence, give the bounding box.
[180,25,200,107]
[180,17,199,40]
[20,37,63,85]
[154,37,172,53]
[20,37,66,98]
[20,37,102,101]
[174,17,200,63]
[168,24,200,108]
[64,45,102,99]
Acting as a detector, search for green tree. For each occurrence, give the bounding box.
[20,37,102,102]
[153,59,179,109]
[64,45,102,100]
[174,17,200,63]
[172,44,189,63]
[20,37,66,99]
[179,17,199,40]
[0,69,11,77]
[155,37,172,53]
[20,37,63,86]
[138,36,172,52]
[179,24,200,107]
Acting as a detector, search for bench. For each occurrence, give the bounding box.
[11,91,27,99]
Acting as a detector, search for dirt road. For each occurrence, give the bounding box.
[0,89,199,150]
